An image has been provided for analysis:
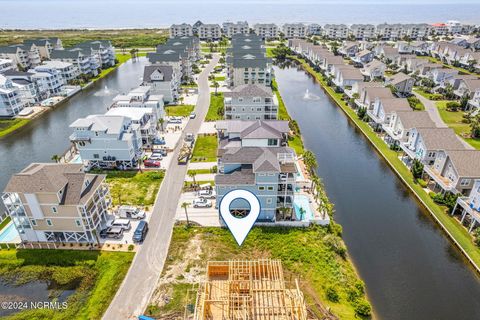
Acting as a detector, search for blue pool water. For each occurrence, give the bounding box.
[0,222,19,242]
[294,195,314,222]
[295,162,305,181]
[70,154,83,164]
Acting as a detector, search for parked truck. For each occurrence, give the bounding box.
[177,133,195,164]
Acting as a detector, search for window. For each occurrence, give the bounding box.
[46,219,53,226]
[460,179,471,186]
[256,108,262,111]
[253,97,261,103]
[75,219,82,227]
[30,219,37,226]
[267,186,274,191]
[93,154,99,159]
[258,173,266,176]
[258,186,265,191]
[267,139,278,146]
[51,206,57,213]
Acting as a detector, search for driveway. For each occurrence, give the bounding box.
[103,54,220,320]
[413,92,447,128]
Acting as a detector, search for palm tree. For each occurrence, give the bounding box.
[298,207,306,221]
[302,150,318,176]
[213,81,219,95]
[181,202,190,226]
[51,154,61,163]
[159,118,165,132]
[188,171,197,187]
[278,206,289,220]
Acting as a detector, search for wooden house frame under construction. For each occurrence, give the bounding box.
[193,259,308,320]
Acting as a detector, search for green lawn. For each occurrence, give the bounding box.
[145,226,370,319]
[436,101,480,150]
[165,104,195,117]
[205,92,224,121]
[413,88,443,100]
[266,47,275,58]
[191,134,218,162]
[418,55,478,76]
[0,216,11,232]
[0,249,133,320]
[292,56,480,271]
[187,168,214,175]
[214,76,225,81]
[0,119,30,138]
[96,170,165,207]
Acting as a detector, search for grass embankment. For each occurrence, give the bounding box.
[0,119,30,138]
[272,79,305,155]
[165,104,195,117]
[205,92,224,121]
[0,249,133,320]
[145,226,370,319]
[292,56,480,271]
[436,101,480,150]
[97,170,164,207]
[0,29,168,47]
[191,134,218,162]
[0,216,12,232]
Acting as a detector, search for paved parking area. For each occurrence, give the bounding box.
[199,121,216,134]
[176,191,220,226]
[101,210,153,245]
[187,161,217,170]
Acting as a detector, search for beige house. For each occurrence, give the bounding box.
[2,163,111,244]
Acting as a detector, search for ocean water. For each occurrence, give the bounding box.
[0,0,479,29]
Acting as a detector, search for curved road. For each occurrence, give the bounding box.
[103,54,220,320]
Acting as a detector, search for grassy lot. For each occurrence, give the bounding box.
[0,29,168,48]
[0,249,133,320]
[97,170,164,207]
[187,168,214,175]
[292,56,480,271]
[183,180,214,190]
[205,92,224,121]
[436,101,480,150]
[0,119,30,138]
[165,104,195,117]
[145,226,370,319]
[0,216,11,232]
[191,134,218,162]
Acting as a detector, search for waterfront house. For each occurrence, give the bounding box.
[382,111,435,146]
[332,65,363,90]
[454,179,480,232]
[223,84,278,120]
[253,24,279,40]
[386,72,415,96]
[402,127,465,165]
[228,54,273,88]
[170,23,193,37]
[105,107,158,145]
[361,60,386,81]
[282,24,307,39]
[74,40,115,68]
[318,54,344,73]
[215,146,297,222]
[427,150,480,196]
[367,97,411,128]
[0,58,15,74]
[69,114,143,169]
[357,86,394,110]
[50,49,97,77]
[0,74,25,116]
[2,70,42,105]
[346,81,383,99]
[0,46,32,70]
[322,24,348,40]
[110,86,165,121]
[142,64,180,103]
[148,49,188,83]
[349,24,375,40]
[454,78,480,110]
[29,66,64,96]
[2,163,111,244]
[222,21,249,37]
[38,61,79,84]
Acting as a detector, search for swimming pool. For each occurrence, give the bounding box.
[294,195,314,222]
[70,154,83,164]
[0,222,20,242]
[295,162,305,181]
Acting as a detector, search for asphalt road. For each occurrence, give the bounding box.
[103,54,220,320]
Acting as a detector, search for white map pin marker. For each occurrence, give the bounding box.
[219,189,261,246]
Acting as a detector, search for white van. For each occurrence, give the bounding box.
[117,206,146,219]
[109,219,132,231]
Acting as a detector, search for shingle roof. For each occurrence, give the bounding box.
[447,150,480,177]
[216,120,289,135]
[240,121,284,140]
[224,84,272,98]
[380,98,411,113]
[389,72,412,85]
[215,169,256,185]
[143,64,174,82]
[396,111,435,129]
[416,128,466,150]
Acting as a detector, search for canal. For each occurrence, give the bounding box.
[0,58,147,201]
[274,63,480,319]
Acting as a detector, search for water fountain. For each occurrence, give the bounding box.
[302,88,320,100]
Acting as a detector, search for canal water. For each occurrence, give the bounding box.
[0,58,147,203]
[274,63,480,319]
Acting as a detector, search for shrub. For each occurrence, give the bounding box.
[326,286,340,302]
[328,221,343,236]
[354,299,372,316]
[323,234,347,259]
[446,101,461,112]
[474,229,480,247]
[417,178,428,188]
[411,159,424,179]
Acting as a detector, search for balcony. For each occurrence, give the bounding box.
[69,132,91,142]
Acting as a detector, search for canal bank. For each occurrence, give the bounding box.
[274,62,480,320]
[290,56,480,274]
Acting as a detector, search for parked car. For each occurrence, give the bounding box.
[185,133,195,142]
[198,189,216,199]
[192,197,212,208]
[149,153,163,160]
[133,221,149,243]
[100,227,124,239]
[155,149,167,157]
[153,137,165,145]
[144,159,161,167]
[117,205,145,219]
[189,112,196,119]
[108,218,132,231]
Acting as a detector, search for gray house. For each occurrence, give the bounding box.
[224,84,278,120]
